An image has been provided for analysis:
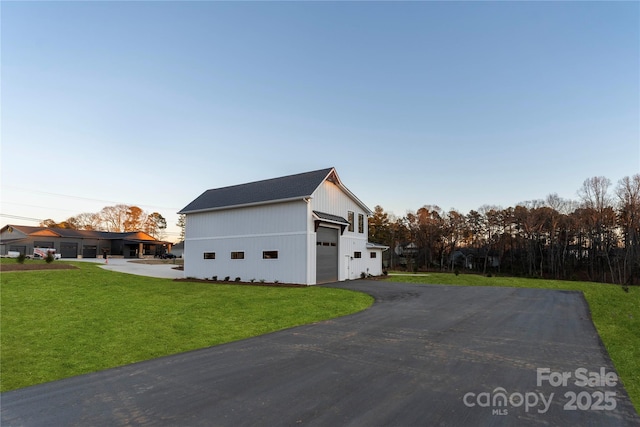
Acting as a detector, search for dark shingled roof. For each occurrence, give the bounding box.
[179,168,335,213]
[1,225,115,239]
[0,225,165,243]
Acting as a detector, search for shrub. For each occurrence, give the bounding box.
[454,268,460,276]
[234,277,241,282]
[45,252,55,264]
[224,276,230,282]
[212,275,217,281]
[382,270,388,276]
[360,272,366,279]
[16,254,26,264]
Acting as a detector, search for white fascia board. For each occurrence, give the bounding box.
[179,196,311,215]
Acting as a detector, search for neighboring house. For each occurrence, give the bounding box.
[179,167,388,285]
[450,248,500,270]
[0,225,171,259]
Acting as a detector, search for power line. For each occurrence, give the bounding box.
[2,186,180,211]
[0,213,44,223]
[2,201,82,214]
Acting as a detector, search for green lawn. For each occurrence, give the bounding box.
[385,272,640,413]
[2,262,637,413]
[0,261,373,392]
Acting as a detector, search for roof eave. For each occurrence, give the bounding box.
[367,242,390,251]
[179,196,312,215]
[312,211,350,227]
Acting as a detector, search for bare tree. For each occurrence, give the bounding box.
[578,176,612,212]
[546,193,578,215]
[99,204,130,232]
[71,212,102,230]
[616,174,640,285]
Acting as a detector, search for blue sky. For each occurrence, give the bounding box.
[2,1,638,241]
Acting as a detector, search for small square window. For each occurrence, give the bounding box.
[370,252,377,259]
[204,252,216,259]
[263,251,278,259]
[231,251,244,259]
[354,251,362,258]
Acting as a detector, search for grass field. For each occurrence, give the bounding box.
[2,260,637,413]
[385,272,640,412]
[0,261,373,392]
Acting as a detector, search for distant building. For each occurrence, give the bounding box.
[179,167,387,285]
[171,241,184,258]
[0,225,171,258]
[450,248,500,270]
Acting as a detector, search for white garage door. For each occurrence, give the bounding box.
[316,227,339,283]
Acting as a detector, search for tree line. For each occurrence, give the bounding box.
[40,205,168,240]
[368,175,640,285]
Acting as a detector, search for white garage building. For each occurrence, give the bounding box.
[179,167,387,285]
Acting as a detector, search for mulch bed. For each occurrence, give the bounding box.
[174,278,307,287]
[0,263,79,272]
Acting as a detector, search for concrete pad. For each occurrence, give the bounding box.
[72,257,184,279]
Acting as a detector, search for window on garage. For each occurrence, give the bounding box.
[263,251,278,259]
[204,252,216,259]
[358,214,364,233]
[231,251,244,259]
[354,251,362,258]
[348,211,354,232]
[370,252,377,258]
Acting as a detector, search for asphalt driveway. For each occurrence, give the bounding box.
[2,281,638,426]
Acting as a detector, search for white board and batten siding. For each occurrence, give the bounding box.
[184,201,310,284]
[310,180,378,281]
[182,168,386,285]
